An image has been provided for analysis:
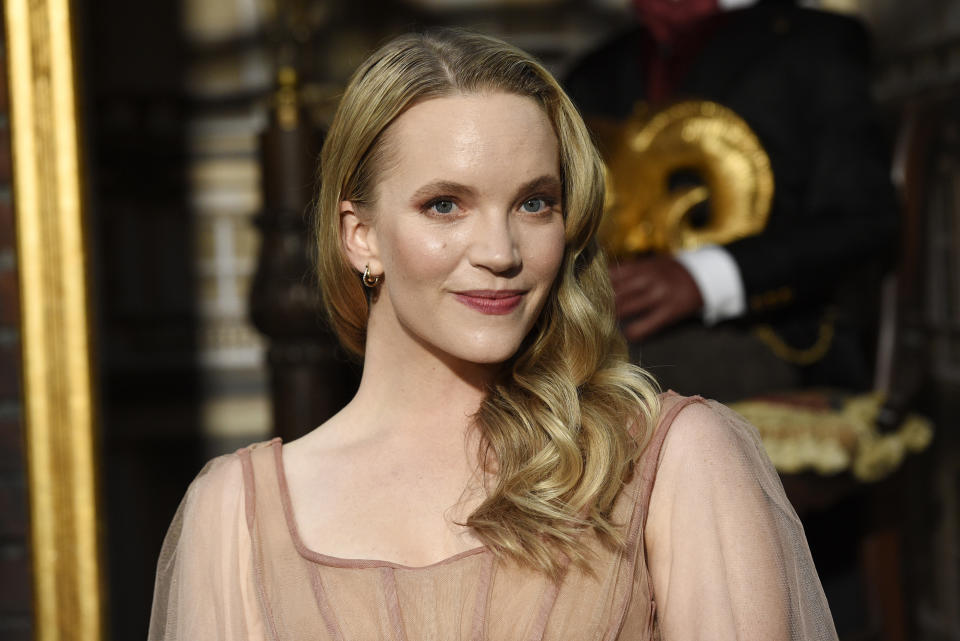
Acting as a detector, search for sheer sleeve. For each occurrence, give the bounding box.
[644,400,838,641]
[148,453,266,641]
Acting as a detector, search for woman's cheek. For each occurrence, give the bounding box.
[532,221,566,277]
[389,227,456,281]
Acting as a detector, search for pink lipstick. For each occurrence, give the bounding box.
[454,290,525,315]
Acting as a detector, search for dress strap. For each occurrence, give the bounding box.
[237,439,285,641]
[237,438,289,547]
[238,439,331,640]
[625,393,705,549]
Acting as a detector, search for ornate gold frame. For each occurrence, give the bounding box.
[4,0,103,640]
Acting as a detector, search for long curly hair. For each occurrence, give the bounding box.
[315,29,660,580]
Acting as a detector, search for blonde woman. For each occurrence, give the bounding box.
[149,29,837,640]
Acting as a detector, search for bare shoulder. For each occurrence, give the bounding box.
[280,408,361,474]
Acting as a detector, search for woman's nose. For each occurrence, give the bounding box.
[468,213,522,275]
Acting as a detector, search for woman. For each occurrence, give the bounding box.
[149,29,837,640]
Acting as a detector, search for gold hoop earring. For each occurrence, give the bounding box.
[362,264,381,288]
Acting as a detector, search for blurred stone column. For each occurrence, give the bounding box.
[251,68,358,442]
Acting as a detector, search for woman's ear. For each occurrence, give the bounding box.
[340,200,381,276]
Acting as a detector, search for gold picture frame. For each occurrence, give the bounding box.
[4,0,103,639]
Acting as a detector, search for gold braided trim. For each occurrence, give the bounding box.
[730,392,933,481]
[753,314,835,366]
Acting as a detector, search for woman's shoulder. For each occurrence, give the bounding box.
[648,392,789,522]
[180,439,278,515]
[653,392,769,469]
[642,401,833,640]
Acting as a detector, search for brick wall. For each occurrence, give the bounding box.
[0,9,33,641]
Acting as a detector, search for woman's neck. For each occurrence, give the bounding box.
[332,317,498,451]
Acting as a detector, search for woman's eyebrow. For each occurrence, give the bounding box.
[410,181,478,202]
[513,175,562,199]
[409,175,562,205]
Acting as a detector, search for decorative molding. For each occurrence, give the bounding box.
[4,0,103,640]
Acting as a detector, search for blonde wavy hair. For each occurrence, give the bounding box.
[316,29,660,580]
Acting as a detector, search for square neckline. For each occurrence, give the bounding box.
[270,438,491,570]
[263,391,685,571]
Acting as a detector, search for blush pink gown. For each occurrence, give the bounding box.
[148,393,838,640]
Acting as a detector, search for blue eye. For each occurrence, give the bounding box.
[521,198,547,213]
[430,199,456,214]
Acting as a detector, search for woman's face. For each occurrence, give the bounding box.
[345,92,566,367]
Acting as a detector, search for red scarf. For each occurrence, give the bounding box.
[633,0,721,44]
[633,0,725,101]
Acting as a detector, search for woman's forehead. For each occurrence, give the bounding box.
[376,93,561,196]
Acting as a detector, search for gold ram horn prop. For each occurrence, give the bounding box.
[599,100,774,256]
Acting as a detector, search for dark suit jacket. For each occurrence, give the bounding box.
[564,0,898,327]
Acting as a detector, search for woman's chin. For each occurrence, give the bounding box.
[426,337,524,371]
[450,346,519,368]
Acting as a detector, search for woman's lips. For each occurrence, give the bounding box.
[454,290,525,315]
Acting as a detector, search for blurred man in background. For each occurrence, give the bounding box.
[565,0,899,401]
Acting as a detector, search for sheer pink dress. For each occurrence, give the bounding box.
[148,393,838,640]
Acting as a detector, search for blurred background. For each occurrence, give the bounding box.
[0,0,958,639]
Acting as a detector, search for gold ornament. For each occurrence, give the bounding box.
[598,100,774,256]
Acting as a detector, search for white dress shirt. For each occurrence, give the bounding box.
[675,245,747,325]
